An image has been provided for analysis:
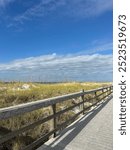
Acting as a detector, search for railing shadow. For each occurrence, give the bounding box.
[42,95,113,150]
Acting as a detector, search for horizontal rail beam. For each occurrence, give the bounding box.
[0,91,83,120]
[0,86,112,120]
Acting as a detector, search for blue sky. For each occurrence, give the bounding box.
[0,0,113,82]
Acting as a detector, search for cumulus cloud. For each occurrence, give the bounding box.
[0,53,113,82]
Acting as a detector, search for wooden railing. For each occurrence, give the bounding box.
[0,86,113,150]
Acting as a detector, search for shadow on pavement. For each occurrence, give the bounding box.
[42,95,113,150]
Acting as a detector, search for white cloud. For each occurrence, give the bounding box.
[77,42,113,55]
[0,53,113,82]
[14,0,65,23]
[0,0,112,27]
[64,0,112,18]
[13,0,112,24]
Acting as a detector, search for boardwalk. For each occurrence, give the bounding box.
[37,96,113,150]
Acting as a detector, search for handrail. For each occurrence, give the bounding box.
[0,86,112,120]
[0,85,113,150]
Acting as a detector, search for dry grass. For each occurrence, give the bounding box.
[0,82,112,150]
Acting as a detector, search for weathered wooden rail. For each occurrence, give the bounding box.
[0,86,113,150]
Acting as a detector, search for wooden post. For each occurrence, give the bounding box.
[94,91,98,103]
[50,104,56,139]
[81,89,85,114]
[52,104,57,137]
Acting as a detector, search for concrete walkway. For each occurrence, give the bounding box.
[37,95,113,150]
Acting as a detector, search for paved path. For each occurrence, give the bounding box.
[37,96,113,150]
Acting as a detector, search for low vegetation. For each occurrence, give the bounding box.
[0,82,111,150]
